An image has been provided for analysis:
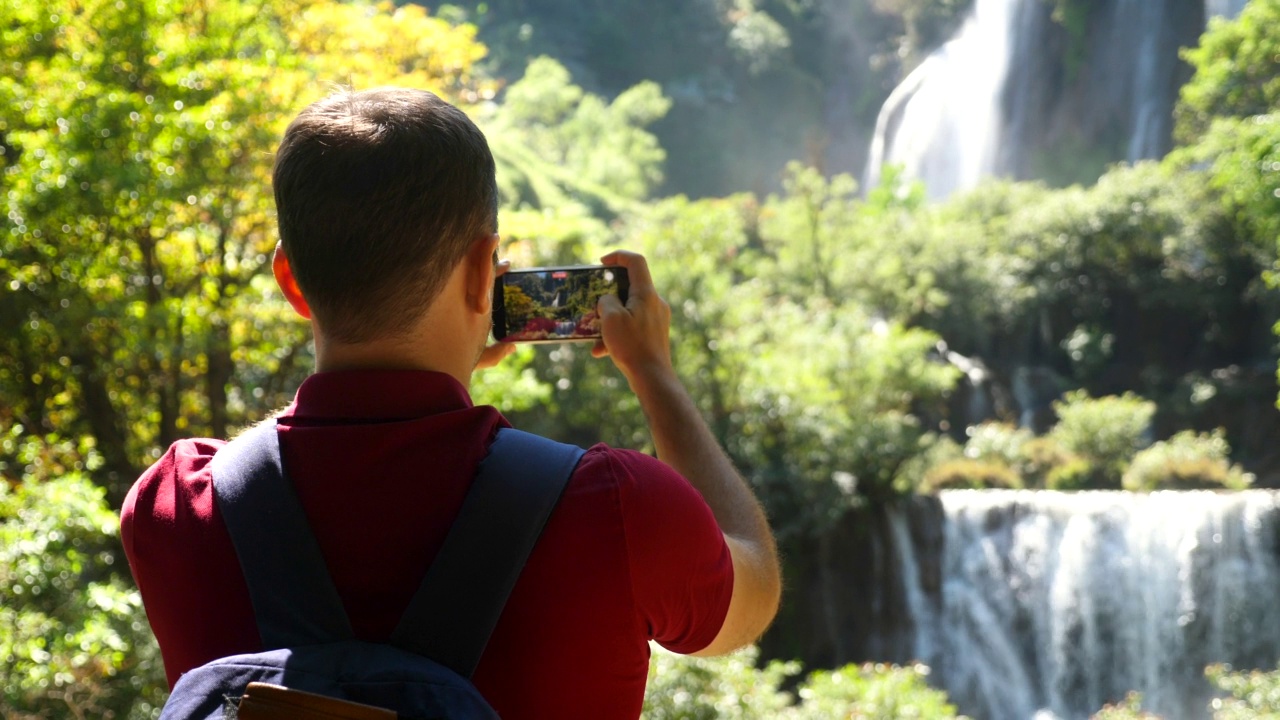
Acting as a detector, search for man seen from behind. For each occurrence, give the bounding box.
[120,87,782,719]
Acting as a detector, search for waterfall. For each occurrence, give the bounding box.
[865,0,1240,200]
[865,0,1033,200]
[894,490,1280,720]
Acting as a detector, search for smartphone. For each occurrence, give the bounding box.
[492,265,629,343]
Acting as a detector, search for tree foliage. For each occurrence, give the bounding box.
[1172,0,1280,408]
[480,56,671,215]
[1175,0,1280,143]
[0,0,492,502]
[0,474,164,718]
[4,0,1280,714]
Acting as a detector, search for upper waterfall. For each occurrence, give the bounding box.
[865,0,1238,200]
[865,0,1034,200]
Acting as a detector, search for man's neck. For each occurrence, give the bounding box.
[312,328,474,388]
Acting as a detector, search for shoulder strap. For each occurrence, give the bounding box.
[211,420,355,648]
[390,428,584,678]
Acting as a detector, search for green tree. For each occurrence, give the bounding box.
[481,56,671,215]
[1175,0,1280,144]
[0,0,492,502]
[622,190,957,536]
[1173,0,1280,406]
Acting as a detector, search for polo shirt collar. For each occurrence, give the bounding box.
[289,369,475,422]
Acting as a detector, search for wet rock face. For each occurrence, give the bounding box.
[761,490,1280,720]
[758,497,946,669]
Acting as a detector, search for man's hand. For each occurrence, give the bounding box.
[475,342,516,369]
[592,250,674,383]
[475,258,516,370]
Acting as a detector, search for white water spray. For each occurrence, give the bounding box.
[865,0,1033,200]
[894,490,1280,719]
[864,0,1249,201]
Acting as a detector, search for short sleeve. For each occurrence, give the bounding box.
[608,449,733,655]
[120,438,261,687]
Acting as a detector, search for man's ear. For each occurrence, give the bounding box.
[272,244,312,320]
[463,234,502,315]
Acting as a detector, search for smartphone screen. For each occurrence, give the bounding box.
[492,265,629,343]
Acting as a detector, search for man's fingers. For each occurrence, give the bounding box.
[475,342,516,370]
[597,292,627,316]
[591,339,610,358]
[600,250,654,298]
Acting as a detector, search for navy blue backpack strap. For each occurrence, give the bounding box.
[391,428,585,677]
[211,419,355,647]
[211,421,583,677]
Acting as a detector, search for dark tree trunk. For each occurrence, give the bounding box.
[206,320,232,440]
[72,351,137,507]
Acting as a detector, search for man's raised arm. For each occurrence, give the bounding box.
[594,250,782,656]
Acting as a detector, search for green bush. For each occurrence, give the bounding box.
[642,647,964,719]
[643,646,796,719]
[898,435,965,493]
[921,459,1022,493]
[1045,457,1109,491]
[1122,430,1253,492]
[1089,693,1159,719]
[962,423,1034,466]
[0,475,166,719]
[1016,437,1079,489]
[792,662,963,719]
[1208,662,1280,718]
[1048,391,1155,488]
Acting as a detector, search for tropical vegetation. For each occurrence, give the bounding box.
[2,0,1279,716]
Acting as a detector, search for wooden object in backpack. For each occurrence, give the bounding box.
[237,682,397,720]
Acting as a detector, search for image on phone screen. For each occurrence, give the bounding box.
[492,266,629,343]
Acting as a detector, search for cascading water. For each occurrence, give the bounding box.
[865,0,1240,200]
[864,0,1034,200]
[893,490,1280,720]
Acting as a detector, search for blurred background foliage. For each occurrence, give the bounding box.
[2,0,1280,716]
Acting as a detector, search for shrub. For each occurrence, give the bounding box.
[1122,430,1253,492]
[897,434,965,495]
[791,663,963,719]
[1016,437,1079,489]
[1048,391,1155,488]
[1089,693,1160,719]
[962,423,1034,466]
[642,647,964,719]
[1045,457,1110,491]
[643,645,796,719]
[1207,662,1280,718]
[921,459,1022,493]
[0,475,166,719]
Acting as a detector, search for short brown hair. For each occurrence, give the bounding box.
[272,87,497,343]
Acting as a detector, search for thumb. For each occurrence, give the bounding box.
[598,293,627,316]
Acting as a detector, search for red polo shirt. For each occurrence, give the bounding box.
[120,370,733,719]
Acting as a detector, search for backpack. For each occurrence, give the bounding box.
[158,420,585,720]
